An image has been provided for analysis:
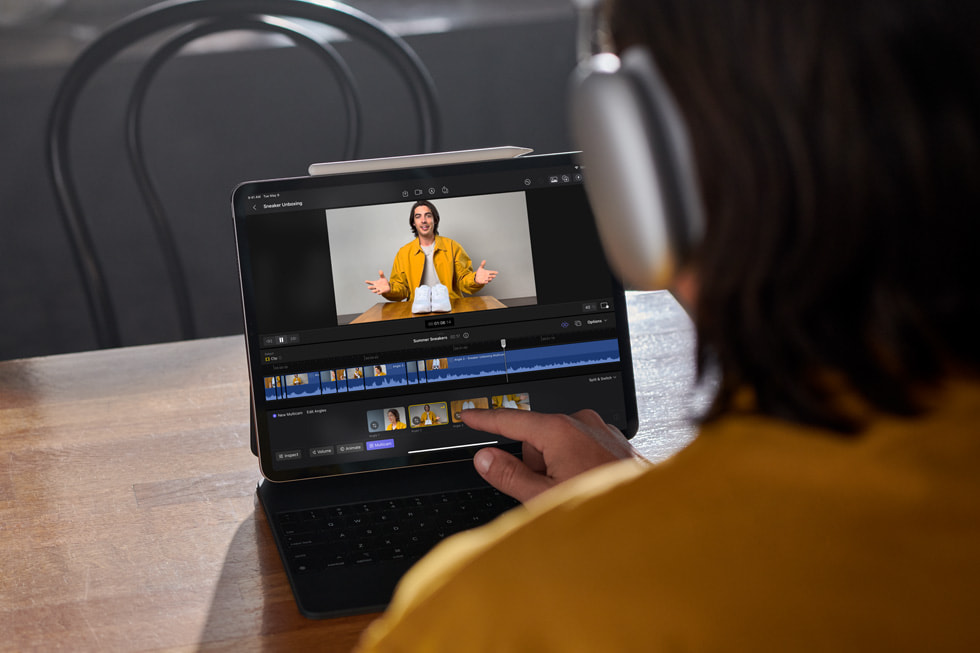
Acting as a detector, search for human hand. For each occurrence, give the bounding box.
[365,270,390,295]
[474,260,498,285]
[461,408,639,503]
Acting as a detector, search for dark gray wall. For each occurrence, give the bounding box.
[0,17,579,359]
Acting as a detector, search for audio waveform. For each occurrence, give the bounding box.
[263,339,621,402]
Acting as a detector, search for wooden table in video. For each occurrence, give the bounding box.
[350,295,507,324]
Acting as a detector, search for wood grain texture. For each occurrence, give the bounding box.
[349,295,507,324]
[0,291,701,651]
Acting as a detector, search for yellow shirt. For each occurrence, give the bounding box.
[385,421,406,431]
[357,378,980,651]
[382,235,484,305]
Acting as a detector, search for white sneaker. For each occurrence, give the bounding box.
[430,283,451,312]
[412,285,431,313]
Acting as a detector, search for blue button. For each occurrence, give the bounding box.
[367,439,395,451]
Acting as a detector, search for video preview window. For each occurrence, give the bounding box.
[247,184,614,339]
[327,192,538,325]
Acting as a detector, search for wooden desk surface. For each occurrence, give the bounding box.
[350,295,507,324]
[0,291,702,652]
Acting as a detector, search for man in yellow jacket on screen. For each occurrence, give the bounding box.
[365,200,497,314]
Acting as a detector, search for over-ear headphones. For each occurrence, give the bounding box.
[569,46,705,290]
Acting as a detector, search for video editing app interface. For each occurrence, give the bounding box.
[241,159,632,475]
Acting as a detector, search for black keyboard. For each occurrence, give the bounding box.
[276,486,520,574]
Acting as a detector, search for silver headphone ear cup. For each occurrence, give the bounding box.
[569,47,704,290]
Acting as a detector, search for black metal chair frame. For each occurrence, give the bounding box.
[46,0,442,349]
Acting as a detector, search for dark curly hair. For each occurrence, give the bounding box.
[608,0,980,432]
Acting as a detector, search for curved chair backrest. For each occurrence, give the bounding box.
[47,0,442,349]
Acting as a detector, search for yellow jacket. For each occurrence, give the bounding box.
[382,236,484,305]
[357,378,980,652]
